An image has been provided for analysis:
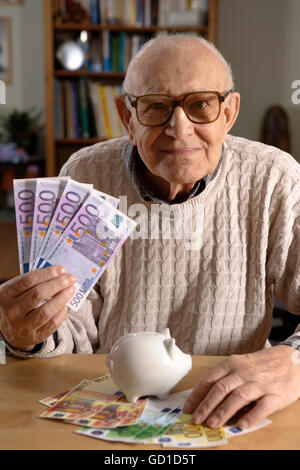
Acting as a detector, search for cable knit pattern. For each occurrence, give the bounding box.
[8,134,299,358]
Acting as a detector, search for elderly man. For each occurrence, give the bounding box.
[0,34,300,431]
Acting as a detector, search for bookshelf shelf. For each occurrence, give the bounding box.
[55,138,103,144]
[54,23,209,33]
[44,0,218,177]
[54,70,125,78]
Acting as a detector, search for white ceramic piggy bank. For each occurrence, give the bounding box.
[105,328,192,402]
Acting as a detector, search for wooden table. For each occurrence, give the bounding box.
[1,354,299,450]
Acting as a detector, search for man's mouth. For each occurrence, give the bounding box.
[160,147,202,154]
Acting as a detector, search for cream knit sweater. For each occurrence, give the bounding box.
[7,134,300,358]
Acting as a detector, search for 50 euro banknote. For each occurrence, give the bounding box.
[41,189,136,311]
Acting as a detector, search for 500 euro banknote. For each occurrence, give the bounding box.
[33,178,93,269]
[14,178,37,274]
[41,189,136,311]
[29,177,70,270]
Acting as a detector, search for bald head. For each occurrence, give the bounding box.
[123,34,234,95]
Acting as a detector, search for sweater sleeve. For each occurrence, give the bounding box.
[267,178,300,318]
[3,145,107,359]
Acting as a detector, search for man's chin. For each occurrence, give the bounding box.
[161,167,207,185]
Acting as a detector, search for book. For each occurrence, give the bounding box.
[54,79,60,138]
[78,78,90,138]
[58,80,66,138]
[88,81,106,138]
[102,30,111,72]
[100,84,112,139]
[104,85,122,138]
[89,38,103,72]
[89,0,100,24]
[119,32,126,72]
[136,0,144,26]
[151,0,159,25]
[71,80,80,138]
[144,0,151,26]
[111,33,120,72]
[122,0,132,26]
[65,80,74,139]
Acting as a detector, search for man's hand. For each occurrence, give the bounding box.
[0,266,76,351]
[183,346,300,429]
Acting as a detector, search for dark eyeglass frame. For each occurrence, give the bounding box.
[124,89,233,127]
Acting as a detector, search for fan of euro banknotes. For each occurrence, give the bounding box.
[13,177,136,312]
[37,374,272,448]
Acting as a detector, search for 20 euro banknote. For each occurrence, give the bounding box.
[41,189,136,311]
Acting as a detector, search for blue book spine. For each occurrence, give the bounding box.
[136,0,144,26]
[119,32,126,72]
[89,0,100,24]
[103,30,111,72]
[71,81,80,138]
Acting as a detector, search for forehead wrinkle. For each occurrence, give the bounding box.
[130,46,227,96]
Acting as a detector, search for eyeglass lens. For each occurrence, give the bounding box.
[136,92,220,125]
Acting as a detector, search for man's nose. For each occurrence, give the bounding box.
[164,106,194,139]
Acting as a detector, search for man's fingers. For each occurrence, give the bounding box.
[28,306,70,349]
[236,394,281,429]
[183,360,231,413]
[188,373,245,424]
[28,284,76,330]
[1,265,66,299]
[18,273,76,316]
[5,285,75,350]
[204,383,262,428]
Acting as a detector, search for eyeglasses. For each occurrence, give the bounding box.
[124,90,233,127]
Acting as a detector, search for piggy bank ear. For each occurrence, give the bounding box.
[164,338,176,360]
[161,328,171,338]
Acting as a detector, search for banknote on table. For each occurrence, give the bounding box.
[76,408,180,444]
[154,413,227,448]
[29,177,70,270]
[38,374,118,407]
[41,189,136,312]
[76,392,187,444]
[40,379,123,421]
[14,178,37,274]
[223,418,272,438]
[33,178,93,269]
[69,397,147,429]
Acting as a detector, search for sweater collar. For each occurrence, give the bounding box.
[122,142,224,205]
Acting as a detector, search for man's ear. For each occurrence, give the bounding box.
[223,92,240,134]
[114,95,136,143]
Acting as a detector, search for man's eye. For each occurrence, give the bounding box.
[190,101,207,109]
[149,102,168,110]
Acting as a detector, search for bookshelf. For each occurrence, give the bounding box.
[44,0,218,176]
